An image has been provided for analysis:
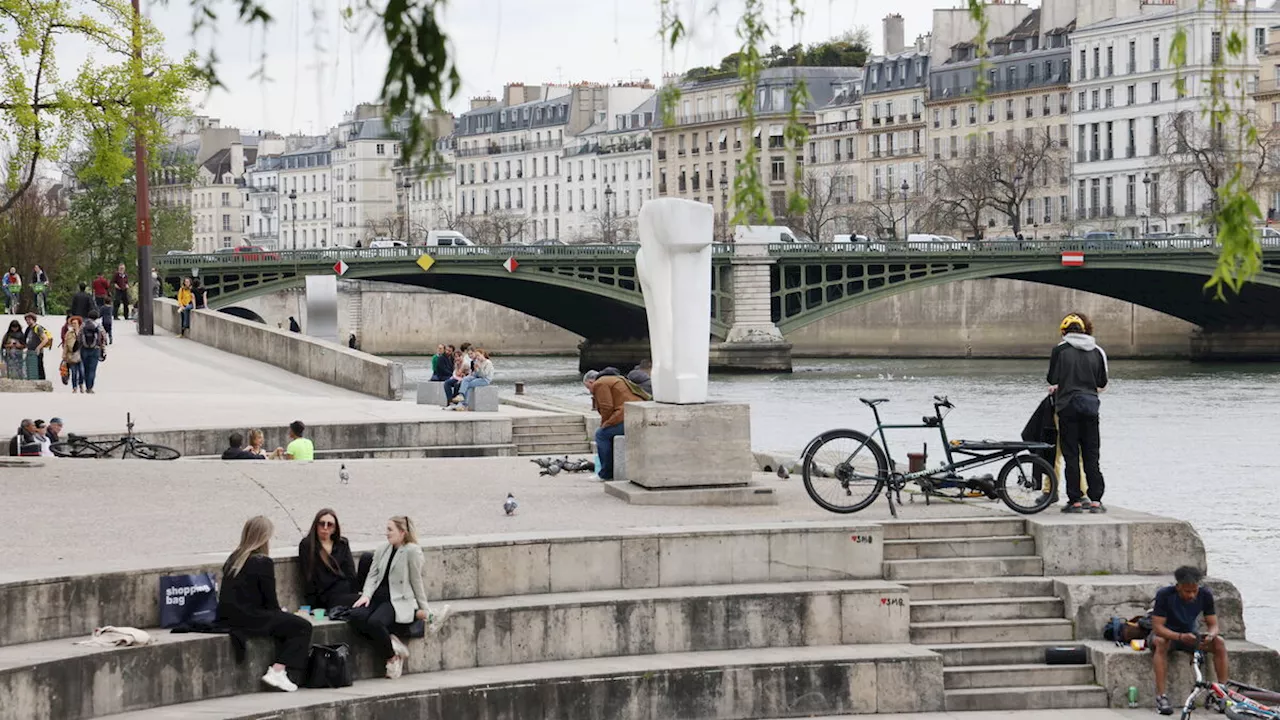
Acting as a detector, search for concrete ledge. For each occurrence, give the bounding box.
[0,581,913,720]
[1053,575,1246,641]
[0,522,886,646]
[604,480,778,505]
[1087,639,1280,708]
[105,644,945,719]
[1025,509,1206,576]
[152,298,404,399]
[0,378,51,392]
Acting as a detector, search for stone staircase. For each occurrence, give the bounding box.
[511,415,591,456]
[885,517,1109,712]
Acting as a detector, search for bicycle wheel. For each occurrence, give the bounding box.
[50,441,101,458]
[802,429,888,514]
[997,453,1057,514]
[126,443,181,460]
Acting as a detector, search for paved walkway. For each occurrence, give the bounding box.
[0,455,1009,581]
[0,314,550,434]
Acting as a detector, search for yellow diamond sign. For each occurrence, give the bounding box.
[416,254,436,272]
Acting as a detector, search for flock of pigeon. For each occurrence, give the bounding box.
[529,456,596,476]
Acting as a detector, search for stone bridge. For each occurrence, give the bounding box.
[154,239,1280,369]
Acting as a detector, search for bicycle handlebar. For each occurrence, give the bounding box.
[933,395,954,408]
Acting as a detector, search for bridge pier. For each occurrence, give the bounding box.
[1190,326,1280,361]
[578,339,792,374]
[718,243,792,371]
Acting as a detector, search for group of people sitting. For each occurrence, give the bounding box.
[219,511,445,692]
[8,417,65,456]
[429,342,495,410]
[221,421,315,461]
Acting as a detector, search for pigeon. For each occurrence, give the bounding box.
[503,493,518,515]
[543,463,562,476]
[338,464,350,485]
[531,458,553,469]
[777,465,790,480]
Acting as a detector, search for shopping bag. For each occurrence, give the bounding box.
[158,572,218,628]
[304,643,354,688]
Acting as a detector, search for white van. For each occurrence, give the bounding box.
[907,233,969,251]
[424,230,474,247]
[833,234,886,252]
[734,225,800,244]
[368,239,407,249]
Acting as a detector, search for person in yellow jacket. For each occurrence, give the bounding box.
[176,277,195,337]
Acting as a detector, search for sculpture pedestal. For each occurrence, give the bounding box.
[603,401,776,506]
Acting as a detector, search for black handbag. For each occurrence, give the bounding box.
[406,619,425,638]
[304,643,353,689]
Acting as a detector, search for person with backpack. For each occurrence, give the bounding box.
[79,310,108,393]
[22,313,53,381]
[1046,312,1109,514]
[63,316,84,393]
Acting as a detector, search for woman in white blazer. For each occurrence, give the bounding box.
[349,516,435,679]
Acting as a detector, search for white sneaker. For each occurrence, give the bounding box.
[390,634,410,659]
[428,605,451,635]
[385,655,403,679]
[587,474,604,482]
[261,666,298,692]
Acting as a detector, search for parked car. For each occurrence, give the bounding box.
[532,238,567,246]
[368,239,408,249]
[165,250,191,256]
[1257,226,1280,247]
[232,245,280,261]
[833,234,887,252]
[907,233,971,251]
[734,225,801,244]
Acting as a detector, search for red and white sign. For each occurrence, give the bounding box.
[1061,252,1085,267]
[333,260,349,276]
[503,256,519,273]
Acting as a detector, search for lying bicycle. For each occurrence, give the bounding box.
[50,413,181,460]
[801,395,1058,517]
[1179,634,1280,719]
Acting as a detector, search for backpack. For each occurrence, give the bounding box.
[1103,613,1153,645]
[80,322,101,349]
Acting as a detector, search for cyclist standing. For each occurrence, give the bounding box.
[1046,312,1108,513]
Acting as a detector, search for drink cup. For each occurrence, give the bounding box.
[313,608,326,621]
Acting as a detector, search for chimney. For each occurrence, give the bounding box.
[230,142,244,179]
[883,14,905,55]
[470,96,497,111]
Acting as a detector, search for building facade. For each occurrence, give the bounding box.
[277,146,333,249]
[332,104,400,246]
[560,97,655,243]
[191,142,254,253]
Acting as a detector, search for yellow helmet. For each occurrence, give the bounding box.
[1060,314,1085,333]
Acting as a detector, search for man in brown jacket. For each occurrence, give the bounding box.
[583,370,645,480]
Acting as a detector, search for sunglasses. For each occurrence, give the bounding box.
[317,520,335,528]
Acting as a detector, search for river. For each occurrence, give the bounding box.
[394,354,1280,650]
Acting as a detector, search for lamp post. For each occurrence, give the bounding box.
[719,174,729,242]
[900,179,910,240]
[1142,172,1152,236]
[603,184,614,244]
[288,189,298,252]
[1013,173,1024,238]
[402,178,412,243]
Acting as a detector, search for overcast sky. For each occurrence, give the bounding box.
[145,0,939,135]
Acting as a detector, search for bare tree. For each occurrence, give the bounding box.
[851,185,926,240]
[1165,109,1274,230]
[930,158,994,241]
[581,207,636,244]
[797,171,844,242]
[978,128,1065,237]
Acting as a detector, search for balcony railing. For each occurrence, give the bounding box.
[1124,204,1136,217]
[813,119,861,135]
[456,138,563,158]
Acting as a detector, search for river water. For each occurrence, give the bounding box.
[395,354,1280,649]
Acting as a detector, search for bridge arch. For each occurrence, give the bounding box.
[219,306,266,324]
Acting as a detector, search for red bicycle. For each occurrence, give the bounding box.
[1179,636,1280,719]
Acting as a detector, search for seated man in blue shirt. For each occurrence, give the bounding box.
[1151,566,1228,715]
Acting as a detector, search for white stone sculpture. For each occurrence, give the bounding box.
[635,198,713,404]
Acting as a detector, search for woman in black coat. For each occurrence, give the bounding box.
[298,508,368,609]
[218,515,313,693]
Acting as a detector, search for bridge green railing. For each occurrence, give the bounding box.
[153,236,1278,272]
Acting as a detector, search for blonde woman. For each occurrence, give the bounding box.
[217,516,313,693]
[348,516,438,679]
[246,429,269,458]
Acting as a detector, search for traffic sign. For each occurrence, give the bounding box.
[333,260,349,276]
[1061,251,1085,267]
[503,256,519,273]
[416,254,436,272]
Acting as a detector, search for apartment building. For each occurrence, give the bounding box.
[399,132,459,241]
[242,157,280,248]
[859,41,931,227]
[454,82,654,243]
[928,8,1075,237]
[560,97,655,243]
[191,141,255,253]
[1071,0,1276,235]
[331,104,400,246]
[277,145,334,249]
[1251,24,1280,221]
[807,78,863,239]
[654,66,861,231]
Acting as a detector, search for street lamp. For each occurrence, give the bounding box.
[1013,173,1024,238]
[1142,172,1152,236]
[402,178,412,242]
[288,188,298,252]
[900,179,910,239]
[719,174,730,242]
[603,184,615,244]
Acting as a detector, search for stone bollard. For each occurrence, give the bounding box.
[467,385,500,412]
[416,381,447,406]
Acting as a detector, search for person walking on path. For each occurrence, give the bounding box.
[69,282,95,319]
[91,271,110,310]
[177,278,195,337]
[216,516,313,693]
[3,267,22,314]
[30,265,48,315]
[1047,312,1109,514]
[79,310,107,393]
[111,264,129,320]
[22,313,52,381]
[583,369,645,481]
[348,516,437,680]
[61,316,84,392]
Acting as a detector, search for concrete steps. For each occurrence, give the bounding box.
[911,617,1075,644]
[901,577,1055,601]
[511,416,590,456]
[910,596,1065,623]
[881,517,1027,541]
[927,640,1081,667]
[95,645,945,720]
[884,555,1045,580]
[944,662,1096,689]
[883,534,1037,560]
[945,685,1109,711]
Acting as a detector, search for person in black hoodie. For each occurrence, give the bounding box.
[217,516,312,693]
[1047,312,1109,514]
[298,508,369,609]
[68,282,95,320]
